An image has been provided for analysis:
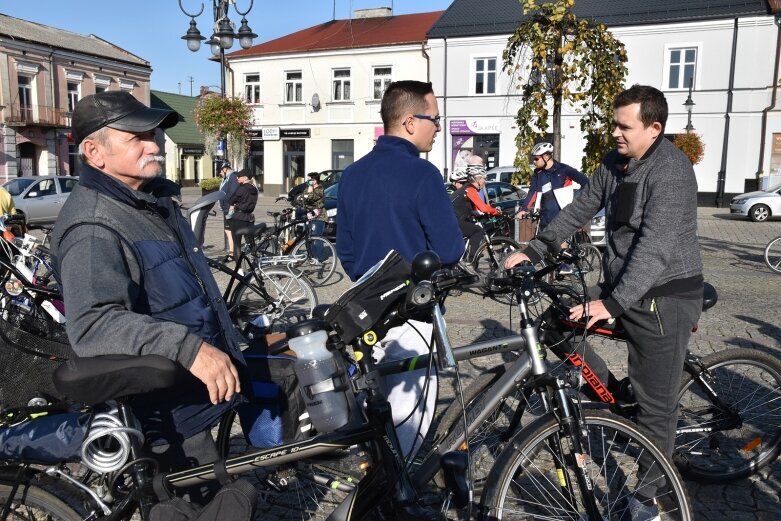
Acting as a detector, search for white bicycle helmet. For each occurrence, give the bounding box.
[532,142,554,156]
[450,169,468,182]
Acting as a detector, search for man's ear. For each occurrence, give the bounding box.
[81,139,105,169]
[650,121,663,138]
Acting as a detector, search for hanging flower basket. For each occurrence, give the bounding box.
[672,133,705,165]
[193,95,253,168]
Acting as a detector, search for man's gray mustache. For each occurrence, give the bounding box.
[139,156,166,169]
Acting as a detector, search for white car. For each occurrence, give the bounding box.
[590,208,606,247]
[729,182,781,222]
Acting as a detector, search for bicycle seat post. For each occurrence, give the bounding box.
[116,401,156,515]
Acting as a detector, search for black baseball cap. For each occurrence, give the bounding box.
[72,91,179,145]
[236,168,251,179]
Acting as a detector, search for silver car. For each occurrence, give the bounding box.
[3,176,79,225]
[729,182,781,222]
[590,208,606,247]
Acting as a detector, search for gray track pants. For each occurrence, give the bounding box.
[619,294,702,497]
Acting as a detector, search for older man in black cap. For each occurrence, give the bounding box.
[53,91,243,479]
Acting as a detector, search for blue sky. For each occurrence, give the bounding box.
[4,0,453,95]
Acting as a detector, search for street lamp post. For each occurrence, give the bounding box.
[683,78,695,133]
[178,0,257,163]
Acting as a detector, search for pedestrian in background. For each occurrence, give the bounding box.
[218,160,238,255]
[226,169,258,262]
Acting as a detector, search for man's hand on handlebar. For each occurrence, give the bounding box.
[189,342,241,404]
[515,209,528,220]
[568,299,613,329]
[504,251,531,268]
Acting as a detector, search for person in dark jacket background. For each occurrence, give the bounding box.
[218,160,239,254]
[226,169,258,261]
[53,92,243,493]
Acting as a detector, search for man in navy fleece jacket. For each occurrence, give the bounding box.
[336,81,463,280]
[336,81,463,460]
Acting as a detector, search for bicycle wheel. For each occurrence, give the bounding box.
[675,348,781,482]
[291,236,337,287]
[574,243,603,290]
[214,411,356,521]
[472,237,521,277]
[764,236,781,274]
[230,268,317,332]
[481,409,693,521]
[429,366,533,493]
[0,479,87,520]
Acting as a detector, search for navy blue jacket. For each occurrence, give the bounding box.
[336,136,464,280]
[521,161,590,228]
[53,165,243,442]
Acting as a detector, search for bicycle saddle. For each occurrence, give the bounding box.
[52,355,184,405]
[702,282,717,312]
[234,222,267,239]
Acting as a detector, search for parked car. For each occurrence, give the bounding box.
[2,176,79,225]
[323,183,339,239]
[590,208,606,247]
[320,169,343,188]
[484,181,527,213]
[484,166,518,184]
[729,182,781,222]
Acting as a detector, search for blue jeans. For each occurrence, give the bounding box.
[308,220,325,260]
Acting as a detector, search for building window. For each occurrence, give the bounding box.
[285,71,302,103]
[474,58,496,95]
[120,80,134,92]
[332,69,351,102]
[372,66,392,100]
[67,82,80,113]
[245,74,261,104]
[18,75,33,120]
[668,48,697,90]
[94,74,111,94]
[332,139,354,170]
[68,144,79,175]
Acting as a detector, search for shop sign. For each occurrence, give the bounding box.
[181,146,204,155]
[449,119,501,135]
[280,128,311,139]
[262,127,280,141]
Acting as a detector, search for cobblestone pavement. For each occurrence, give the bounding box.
[185,189,781,520]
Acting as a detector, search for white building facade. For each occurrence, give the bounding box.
[427,0,781,205]
[226,10,442,195]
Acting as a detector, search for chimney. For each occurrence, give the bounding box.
[354,7,392,19]
[199,85,210,97]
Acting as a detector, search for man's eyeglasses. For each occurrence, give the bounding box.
[413,114,441,127]
[533,156,543,160]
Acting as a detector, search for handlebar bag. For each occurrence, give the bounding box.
[323,250,411,343]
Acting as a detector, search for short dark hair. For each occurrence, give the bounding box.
[380,81,434,132]
[614,84,668,128]
[307,172,321,181]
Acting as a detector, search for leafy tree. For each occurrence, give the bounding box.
[504,0,627,181]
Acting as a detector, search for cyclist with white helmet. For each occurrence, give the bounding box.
[517,142,590,228]
[446,169,468,195]
[451,155,502,261]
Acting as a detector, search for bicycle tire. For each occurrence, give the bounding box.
[429,366,529,492]
[764,236,781,274]
[481,409,693,521]
[0,479,87,520]
[574,243,603,290]
[472,237,521,277]
[291,236,337,287]
[214,410,355,521]
[230,268,317,332]
[675,348,781,482]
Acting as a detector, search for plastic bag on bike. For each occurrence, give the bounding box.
[0,410,88,464]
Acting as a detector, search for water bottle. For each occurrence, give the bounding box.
[286,320,349,433]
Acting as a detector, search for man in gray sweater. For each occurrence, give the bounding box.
[506,85,703,521]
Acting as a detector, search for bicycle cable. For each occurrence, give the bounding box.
[81,410,145,474]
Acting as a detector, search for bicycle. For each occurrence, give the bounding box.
[216,249,693,520]
[260,200,338,287]
[764,235,781,274]
[187,192,318,333]
[0,247,692,521]
[444,264,781,485]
